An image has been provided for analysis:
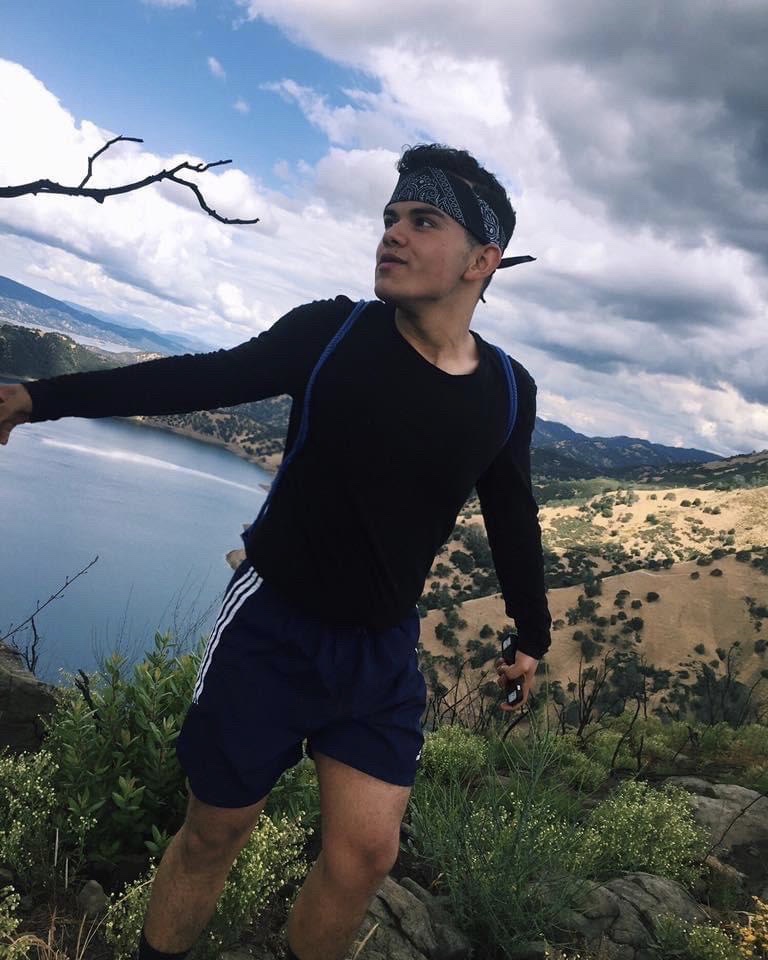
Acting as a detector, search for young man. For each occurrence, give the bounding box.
[0,144,551,960]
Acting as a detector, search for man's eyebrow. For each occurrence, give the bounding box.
[382,204,447,219]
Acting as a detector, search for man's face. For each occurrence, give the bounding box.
[374,200,476,306]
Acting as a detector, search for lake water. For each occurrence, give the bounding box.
[1,413,271,682]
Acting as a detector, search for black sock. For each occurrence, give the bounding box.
[137,928,192,960]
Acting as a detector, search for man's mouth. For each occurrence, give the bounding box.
[378,255,406,266]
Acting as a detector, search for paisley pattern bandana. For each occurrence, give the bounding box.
[387,166,534,269]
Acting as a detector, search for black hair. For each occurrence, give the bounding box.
[396,144,516,299]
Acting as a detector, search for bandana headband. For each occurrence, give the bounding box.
[387,166,535,269]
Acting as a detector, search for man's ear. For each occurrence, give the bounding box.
[464,244,503,283]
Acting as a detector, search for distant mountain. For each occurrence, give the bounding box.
[0,323,157,380]
[533,418,719,471]
[617,449,768,489]
[1,313,728,479]
[0,275,200,355]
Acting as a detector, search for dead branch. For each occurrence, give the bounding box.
[0,556,99,644]
[0,135,260,225]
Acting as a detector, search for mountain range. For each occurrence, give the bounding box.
[0,274,729,475]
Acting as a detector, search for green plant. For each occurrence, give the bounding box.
[0,750,89,892]
[575,780,708,885]
[652,914,740,959]
[408,729,587,957]
[44,633,199,864]
[265,756,320,832]
[0,887,24,959]
[104,812,310,960]
[420,723,488,784]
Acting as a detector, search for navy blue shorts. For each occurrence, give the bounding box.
[176,560,427,808]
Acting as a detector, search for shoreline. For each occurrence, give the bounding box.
[0,373,280,478]
[120,416,280,477]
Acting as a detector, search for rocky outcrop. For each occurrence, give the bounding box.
[665,776,768,891]
[0,642,56,751]
[561,872,709,960]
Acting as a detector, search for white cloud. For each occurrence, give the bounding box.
[3,0,768,460]
[233,98,250,114]
[207,56,226,80]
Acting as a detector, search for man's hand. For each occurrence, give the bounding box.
[496,650,539,711]
[0,384,33,445]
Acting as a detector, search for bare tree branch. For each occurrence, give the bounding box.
[0,556,99,644]
[0,135,260,225]
[79,134,144,188]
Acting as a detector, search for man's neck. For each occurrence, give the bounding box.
[394,302,480,375]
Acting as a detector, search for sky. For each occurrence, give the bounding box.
[1,0,767,457]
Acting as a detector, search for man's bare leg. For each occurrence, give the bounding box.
[286,752,411,960]
[142,790,269,953]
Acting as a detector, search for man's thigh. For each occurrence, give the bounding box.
[313,751,411,877]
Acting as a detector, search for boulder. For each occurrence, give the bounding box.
[0,642,57,752]
[561,872,708,960]
[665,777,768,888]
[336,875,473,960]
[77,879,108,919]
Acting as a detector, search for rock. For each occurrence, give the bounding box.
[77,879,108,918]
[704,854,748,888]
[226,549,246,571]
[664,776,717,799]
[0,642,57,752]
[343,875,473,960]
[666,778,768,889]
[562,872,708,960]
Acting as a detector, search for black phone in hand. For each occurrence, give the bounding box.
[500,632,524,707]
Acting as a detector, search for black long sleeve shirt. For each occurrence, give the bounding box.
[26,296,552,658]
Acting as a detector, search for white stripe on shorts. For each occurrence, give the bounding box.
[193,567,262,703]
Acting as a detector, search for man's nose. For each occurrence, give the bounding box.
[383,221,406,244]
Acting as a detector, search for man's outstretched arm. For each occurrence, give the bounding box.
[0,297,353,438]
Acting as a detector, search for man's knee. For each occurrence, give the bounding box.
[177,791,269,870]
[321,835,399,890]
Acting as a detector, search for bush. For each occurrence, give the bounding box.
[420,724,488,784]
[409,734,588,957]
[0,751,60,889]
[43,632,199,865]
[104,812,309,960]
[710,568,724,577]
[653,914,741,959]
[647,591,660,602]
[575,780,708,885]
[0,887,22,957]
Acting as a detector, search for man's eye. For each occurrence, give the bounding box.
[416,218,435,228]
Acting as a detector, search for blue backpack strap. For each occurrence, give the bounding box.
[245,299,370,538]
[492,344,518,449]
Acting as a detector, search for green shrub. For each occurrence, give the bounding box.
[265,757,320,832]
[0,751,58,888]
[420,724,488,783]
[549,735,609,790]
[104,812,309,960]
[408,739,587,957]
[652,914,740,959]
[575,780,707,885]
[0,887,23,958]
[44,633,199,864]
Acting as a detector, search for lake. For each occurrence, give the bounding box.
[1,412,271,682]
